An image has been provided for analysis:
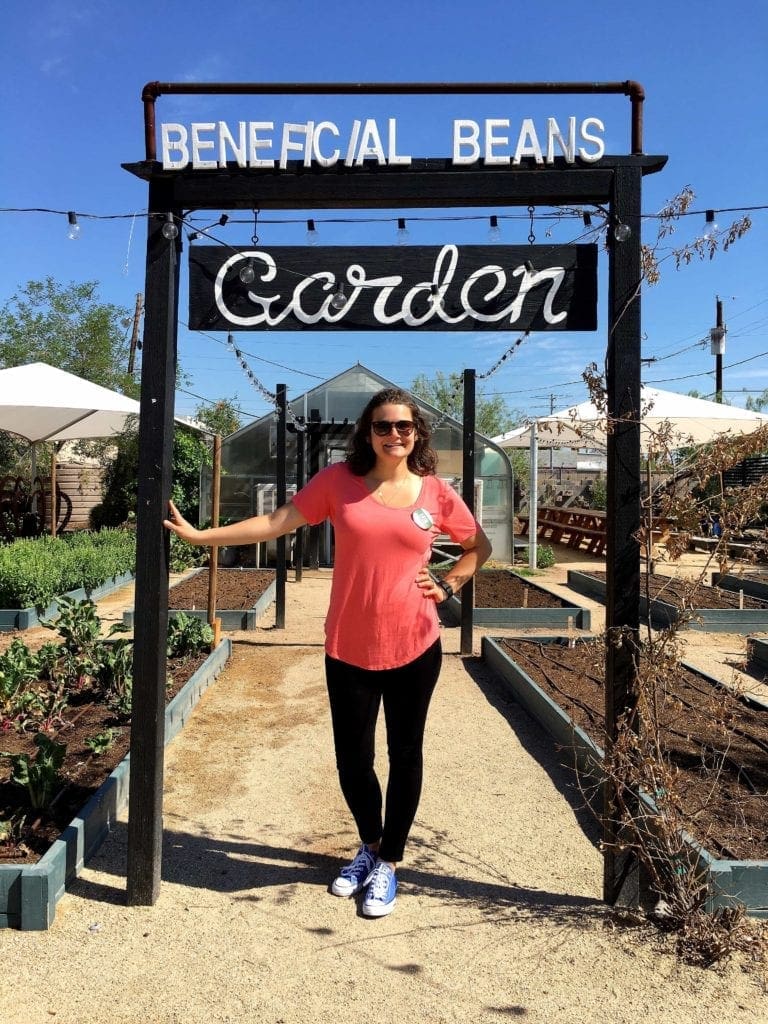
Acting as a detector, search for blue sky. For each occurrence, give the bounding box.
[2,0,766,426]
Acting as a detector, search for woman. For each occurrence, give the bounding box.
[164,387,491,917]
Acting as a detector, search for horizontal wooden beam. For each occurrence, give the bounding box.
[123,156,667,211]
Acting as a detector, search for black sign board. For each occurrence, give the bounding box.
[188,244,597,332]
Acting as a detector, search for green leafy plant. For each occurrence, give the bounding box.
[0,638,41,711]
[0,811,28,849]
[97,638,134,719]
[535,544,555,568]
[3,733,67,809]
[167,612,214,658]
[0,529,135,610]
[84,728,116,755]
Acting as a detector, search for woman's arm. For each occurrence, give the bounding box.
[164,498,308,547]
[442,528,493,593]
[416,526,493,603]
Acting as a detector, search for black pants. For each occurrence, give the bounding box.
[325,639,442,863]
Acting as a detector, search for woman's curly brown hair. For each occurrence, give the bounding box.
[347,388,437,476]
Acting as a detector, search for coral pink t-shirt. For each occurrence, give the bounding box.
[291,462,481,670]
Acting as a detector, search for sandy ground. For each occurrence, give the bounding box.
[0,553,766,1024]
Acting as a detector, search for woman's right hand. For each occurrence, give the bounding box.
[163,500,203,545]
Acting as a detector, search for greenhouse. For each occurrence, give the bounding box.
[200,364,514,562]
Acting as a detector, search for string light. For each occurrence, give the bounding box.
[161,212,179,240]
[613,220,631,242]
[488,215,501,242]
[330,283,348,309]
[3,203,765,228]
[703,209,719,239]
[239,259,256,284]
[396,218,409,244]
[306,218,318,245]
[582,211,592,227]
[66,211,80,240]
[478,331,531,380]
[225,333,307,431]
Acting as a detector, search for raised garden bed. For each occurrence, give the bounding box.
[482,634,768,917]
[749,637,768,675]
[713,571,768,604]
[0,638,232,930]
[567,569,768,633]
[0,572,134,633]
[123,568,276,631]
[443,568,591,629]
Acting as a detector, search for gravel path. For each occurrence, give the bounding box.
[1,566,764,1023]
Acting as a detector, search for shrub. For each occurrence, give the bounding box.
[0,530,135,610]
[536,544,556,568]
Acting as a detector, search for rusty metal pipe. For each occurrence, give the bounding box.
[141,80,645,161]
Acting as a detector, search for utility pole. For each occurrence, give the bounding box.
[549,393,556,478]
[128,292,144,376]
[710,296,726,403]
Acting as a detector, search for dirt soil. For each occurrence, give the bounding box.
[474,569,572,609]
[498,637,768,861]
[583,571,768,610]
[0,650,209,863]
[168,568,275,609]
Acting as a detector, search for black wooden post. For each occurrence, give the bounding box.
[275,384,287,628]
[603,165,644,908]
[307,410,321,569]
[461,368,476,656]
[294,423,305,582]
[126,188,180,905]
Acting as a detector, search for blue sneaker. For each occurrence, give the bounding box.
[362,859,397,917]
[331,844,377,897]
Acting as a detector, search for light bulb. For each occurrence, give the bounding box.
[524,259,536,274]
[161,213,179,240]
[239,259,256,284]
[306,218,318,245]
[613,221,631,242]
[330,283,347,310]
[488,215,501,242]
[396,218,409,244]
[703,210,719,239]
[66,211,80,240]
[430,284,443,310]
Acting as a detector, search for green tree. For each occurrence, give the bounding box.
[746,389,768,413]
[410,370,521,438]
[194,398,242,437]
[0,278,137,398]
[90,425,213,530]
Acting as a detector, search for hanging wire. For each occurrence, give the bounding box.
[478,331,531,380]
[225,334,306,431]
[527,205,536,244]
[122,211,139,276]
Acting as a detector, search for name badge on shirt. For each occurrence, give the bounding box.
[411,507,434,530]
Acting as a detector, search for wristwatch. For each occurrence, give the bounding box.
[435,578,454,603]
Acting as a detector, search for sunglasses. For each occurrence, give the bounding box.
[371,419,416,437]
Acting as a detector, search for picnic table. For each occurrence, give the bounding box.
[517,506,607,556]
[516,507,683,560]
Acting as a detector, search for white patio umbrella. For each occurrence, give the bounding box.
[496,385,768,454]
[0,362,141,443]
[494,385,768,566]
[0,362,142,536]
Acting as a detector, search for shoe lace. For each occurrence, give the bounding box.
[342,847,372,879]
[368,862,392,899]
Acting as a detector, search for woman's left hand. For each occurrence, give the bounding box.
[415,567,445,603]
